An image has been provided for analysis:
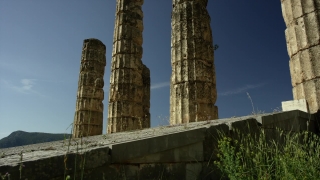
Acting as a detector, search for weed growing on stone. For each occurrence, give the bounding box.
[246,92,258,116]
[214,128,320,179]
[18,151,23,179]
[157,115,170,126]
[0,172,10,180]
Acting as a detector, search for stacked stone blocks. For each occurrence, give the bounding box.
[170,0,218,125]
[281,0,320,113]
[73,39,106,138]
[108,0,150,133]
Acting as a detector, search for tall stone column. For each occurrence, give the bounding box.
[73,39,106,138]
[170,0,218,125]
[281,0,320,113]
[108,0,150,133]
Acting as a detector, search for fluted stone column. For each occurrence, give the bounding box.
[73,39,106,138]
[170,0,218,125]
[108,0,150,133]
[281,0,320,113]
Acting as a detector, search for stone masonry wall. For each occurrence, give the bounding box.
[170,0,218,125]
[73,39,106,138]
[281,0,320,113]
[1,110,319,179]
[108,0,150,133]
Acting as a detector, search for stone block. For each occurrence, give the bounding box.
[285,11,320,57]
[74,111,103,125]
[115,0,144,13]
[142,64,150,117]
[110,68,143,85]
[186,163,202,180]
[127,142,203,163]
[98,164,139,180]
[111,128,205,163]
[78,72,101,87]
[170,82,217,103]
[139,163,186,180]
[80,61,106,75]
[111,54,143,70]
[293,79,320,113]
[112,39,143,57]
[282,99,309,113]
[171,60,215,83]
[73,125,103,137]
[171,19,212,42]
[77,86,104,99]
[171,39,214,62]
[0,145,111,180]
[113,24,143,44]
[203,124,229,161]
[230,118,261,134]
[76,97,103,112]
[289,45,320,86]
[109,84,144,102]
[108,102,144,117]
[170,101,218,124]
[107,116,147,133]
[281,0,320,27]
[261,110,315,132]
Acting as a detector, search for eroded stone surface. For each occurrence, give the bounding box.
[170,0,218,124]
[108,0,150,133]
[281,0,320,113]
[73,39,106,138]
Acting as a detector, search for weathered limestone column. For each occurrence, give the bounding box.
[108,0,150,133]
[281,0,320,113]
[73,39,106,138]
[170,0,218,125]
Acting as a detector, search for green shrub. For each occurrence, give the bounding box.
[215,129,320,180]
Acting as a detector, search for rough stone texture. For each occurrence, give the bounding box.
[108,0,150,133]
[73,39,106,138]
[281,0,320,113]
[1,110,318,179]
[282,99,309,112]
[170,0,218,125]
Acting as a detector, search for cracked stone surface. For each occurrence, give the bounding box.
[73,38,106,138]
[170,0,218,125]
[281,0,320,113]
[108,0,150,133]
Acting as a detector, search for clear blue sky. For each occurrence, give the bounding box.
[0,1,292,139]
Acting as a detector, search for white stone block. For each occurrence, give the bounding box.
[282,99,309,113]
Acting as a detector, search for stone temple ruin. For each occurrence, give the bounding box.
[282,0,320,113]
[170,0,218,125]
[73,39,106,138]
[1,0,320,179]
[71,0,320,138]
[108,0,151,133]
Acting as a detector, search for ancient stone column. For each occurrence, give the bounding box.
[170,0,218,125]
[281,0,320,113]
[73,38,106,138]
[108,0,150,133]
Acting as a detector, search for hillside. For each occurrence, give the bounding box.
[0,131,71,148]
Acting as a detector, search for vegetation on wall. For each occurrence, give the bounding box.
[214,129,320,180]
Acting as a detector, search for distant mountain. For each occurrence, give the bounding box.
[0,131,71,148]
